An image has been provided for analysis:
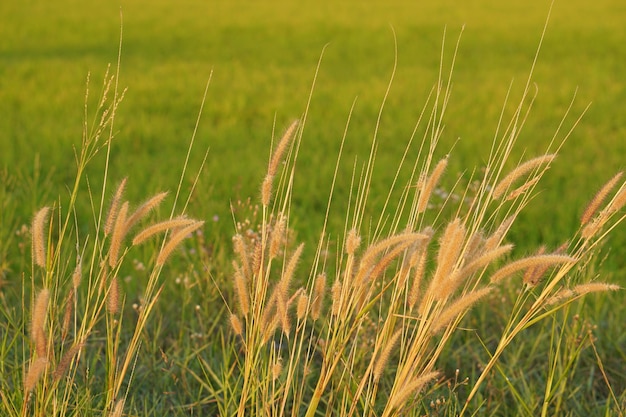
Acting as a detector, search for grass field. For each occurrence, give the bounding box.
[1,0,625,415]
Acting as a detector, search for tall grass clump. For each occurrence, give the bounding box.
[195,30,625,416]
[0,62,204,416]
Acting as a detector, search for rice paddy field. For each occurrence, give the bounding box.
[1,0,625,415]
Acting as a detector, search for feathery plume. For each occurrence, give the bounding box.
[277,243,304,297]
[296,290,308,321]
[440,245,513,301]
[490,254,576,284]
[272,358,283,381]
[53,342,84,382]
[483,215,516,251]
[572,282,620,296]
[109,399,125,417]
[233,264,250,316]
[581,172,623,225]
[132,216,196,245]
[606,184,626,215]
[269,214,286,259]
[431,287,492,334]
[360,233,429,272]
[32,207,50,268]
[331,280,342,316]
[523,246,547,286]
[105,178,127,236]
[230,313,243,336]
[388,371,439,412]
[107,277,120,314]
[124,192,169,231]
[417,157,448,213]
[251,240,263,277]
[61,288,74,341]
[373,330,403,381]
[430,219,465,300]
[31,288,49,358]
[546,283,620,306]
[408,245,428,308]
[108,201,129,267]
[24,357,48,394]
[360,237,419,287]
[505,176,541,201]
[345,228,361,255]
[493,154,555,200]
[268,120,299,178]
[232,234,251,279]
[72,258,82,289]
[262,120,299,206]
[311,272,326,320]
[156,221,205,266]
[457,244,514,282]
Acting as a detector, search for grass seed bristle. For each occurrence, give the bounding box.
[417,157,448,213]
[32,207,50,268]
[388,371,439,412]
[53,343,84,382]
[490,254,576,284]
[311,273,326,320]
[156,221,205,266]
[31,288,49,358]
[104,178,127,236]
[124,191,169,231]
[108,201,129,267]
[581,171,623,225]
[230,313,243,336]
[24,357,48,394]
[296,290,308,321]
[132,216,196,245]
[373,329,402,381]
[233,265,250,316]
[431,287,492,334]
[493,154,555,200]
[107,277,120,314]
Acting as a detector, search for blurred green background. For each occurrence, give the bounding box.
[1,0,624,269]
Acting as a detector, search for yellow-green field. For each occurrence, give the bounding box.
[0,0,625,415]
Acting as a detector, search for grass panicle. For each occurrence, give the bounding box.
[581,171,623,225]
[32,207,50,268]
[492,154,555,200]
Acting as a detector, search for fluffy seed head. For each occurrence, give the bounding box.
[431,287,493,334]
[24,357,48,394]
[230,313,243,336]
[32,207,50,268]
[373,330,402,381]
[105,178,127,236]
[156,221,205,266]
[296,290,308,321]
[346,228,361,255]
[233,265,250,316]
[331,280,342,316]
[124,191,169,231]
[31,288,50,358]
[109,201,129,267]
[107,277,120,314]
[132,216,196,246]
[311,272,326,321]
[72,258,82,289]
[490,254,576,284]
[581,171,623,225]
[53,343,84,382]
[417,157,448,213]
[492,154,555,200]
[388,371,439,412]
